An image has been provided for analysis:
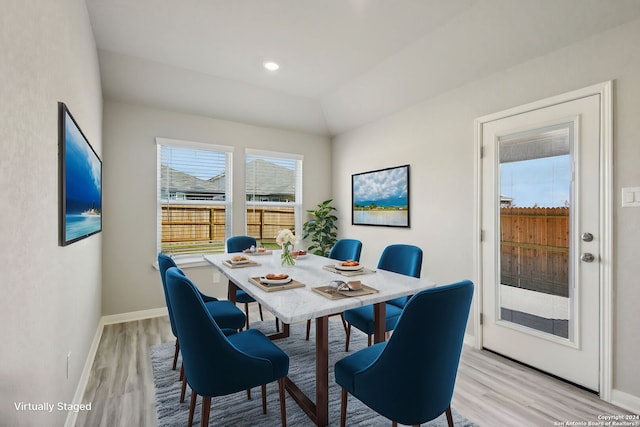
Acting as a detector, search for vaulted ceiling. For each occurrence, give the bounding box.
[86,0,640,136]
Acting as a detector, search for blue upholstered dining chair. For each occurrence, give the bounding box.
[343,244,423,351]
[226,235,270,329]
[157,253,246,370]
[158,253,247,403]
[305,238,363,340]
[328,238,363,263]
[165,267,290,427]
[335,280,474,427]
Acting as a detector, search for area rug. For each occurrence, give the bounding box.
[151,320,476,426]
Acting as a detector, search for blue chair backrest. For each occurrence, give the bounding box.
[377,244,423,278]
[352,280,474,425]
[378,244,423,307]
[227,236,257,253]
[158,253,180,337]
[165,267,274,396]
[328,239,363,262]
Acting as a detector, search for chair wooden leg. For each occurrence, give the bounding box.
[200,396,211,427]
[345,324,351,352]
[261,384,267,414]
[276,317,280,332]
[392,423,398,427]
[340,388,348,427]
[180,373,188,403]
[278,378,287,427]
[247,388,251,400]
[258,303,264,321]
[188,391,197,427]
[305,319,311,340]
[179,363,184,381]
[445,405,454,427]
[172,338,180,370]
[367,334,372,347]
[244,303,250,329]
[340,313,348,334]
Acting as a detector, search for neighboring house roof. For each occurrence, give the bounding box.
[501,195,514,207]
[243,159,294,196]
[160,165,224,194]
[161,159,294,196]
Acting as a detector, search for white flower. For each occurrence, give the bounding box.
[276,229,296,246]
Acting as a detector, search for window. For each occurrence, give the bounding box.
[156,138,232,255]
[245,149,302,247]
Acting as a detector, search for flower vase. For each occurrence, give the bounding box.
[281,243,296,267]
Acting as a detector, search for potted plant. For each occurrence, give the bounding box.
[303,199,338,257]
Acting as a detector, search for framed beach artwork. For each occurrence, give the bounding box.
[59,102,102,246]
[352,164,410,227]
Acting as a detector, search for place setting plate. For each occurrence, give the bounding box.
[334,263,364,271]
[223,255,260,268]
[249,274,305,292]
[260,275,293,285]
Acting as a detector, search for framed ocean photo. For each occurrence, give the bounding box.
[352,164,410,227]
[59,102,102,246]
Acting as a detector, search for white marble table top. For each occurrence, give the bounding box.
[204,251,436,324]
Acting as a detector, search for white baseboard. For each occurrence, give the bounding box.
[64,307,169,426]
[102,307,168,325]
[64,317,105,427]
[463,332,477,347]
[611,388,640,414]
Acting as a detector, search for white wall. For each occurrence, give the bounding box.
[0,1,103,425]
[101,101,331,315]
[332,19,640,403]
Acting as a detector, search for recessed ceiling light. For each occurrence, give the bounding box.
[263,61,280,71]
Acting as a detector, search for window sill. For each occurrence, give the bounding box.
[152,254,211,270]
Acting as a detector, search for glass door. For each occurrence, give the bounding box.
[498,124,572,339]
[480,94,601,391]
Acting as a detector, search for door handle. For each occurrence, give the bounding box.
[581,253,595,263]
[581,232,594,242]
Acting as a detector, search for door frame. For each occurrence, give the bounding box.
[473,81,613,400]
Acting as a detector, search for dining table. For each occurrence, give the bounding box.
[204,250,436,427]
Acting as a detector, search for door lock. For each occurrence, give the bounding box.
[581,253,595,263]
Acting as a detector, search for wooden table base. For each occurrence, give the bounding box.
[228,280,386,427]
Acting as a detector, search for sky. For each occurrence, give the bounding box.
[500,155,570,207]
[353,166,408,205]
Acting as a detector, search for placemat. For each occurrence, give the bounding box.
[222,259,261,268]
[312,283,378,300]
[322,265,376,276]
[245,250,273,256]
[249,277,305,292]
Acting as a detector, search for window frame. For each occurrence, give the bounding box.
[244,148,303,244]
[156,137,233,257]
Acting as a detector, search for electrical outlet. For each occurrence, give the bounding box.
[67,352,71,379]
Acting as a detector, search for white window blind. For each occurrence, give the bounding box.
[245,149,302,246]
[156,138,232,255]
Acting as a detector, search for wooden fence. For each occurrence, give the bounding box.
[161,204,295,253]
[246,206,295,243]
[500,207,569,297]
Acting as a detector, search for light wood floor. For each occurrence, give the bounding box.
[76,308,629,427]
